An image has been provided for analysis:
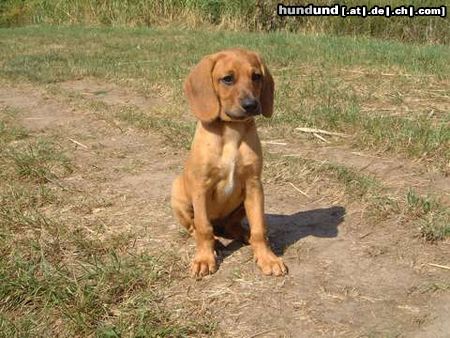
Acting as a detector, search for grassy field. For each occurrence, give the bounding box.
[1,26,448,168]
[0,108,215,335]
[1,0,449,43]
[0,26,449,336]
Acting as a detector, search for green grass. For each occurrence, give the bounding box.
[1,26,449,81]
[114,105,196,150]
[265,153,449,240]
[0,108,216,337]
[1,0,448,44]
[271,101,449,168]
[5,139,72,183]
[0,107,28,141]
[1,26,448,168]
[414,281,450,294]
[0,108,72,183]
[406,189,450,241]
[0,250,215,337]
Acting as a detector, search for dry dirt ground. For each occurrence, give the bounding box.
[1,81,449,338]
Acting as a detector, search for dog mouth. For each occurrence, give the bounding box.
[225,112,250,120]
[225,108,261,121]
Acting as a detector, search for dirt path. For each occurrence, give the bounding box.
[1,82,449,337]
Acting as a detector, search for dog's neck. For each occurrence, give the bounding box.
[222,121,248,146]
[201,119,253,146]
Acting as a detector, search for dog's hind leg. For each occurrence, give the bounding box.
[214,203,249,243]
[171,175,195,235]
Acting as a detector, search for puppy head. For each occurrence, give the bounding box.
[184,48,274,123]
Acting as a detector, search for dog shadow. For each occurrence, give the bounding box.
[216,205,345,260]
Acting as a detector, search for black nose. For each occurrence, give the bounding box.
[241,97,259,114]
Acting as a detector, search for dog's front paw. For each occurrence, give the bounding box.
[191,251,217,278]
[255,251,288,276]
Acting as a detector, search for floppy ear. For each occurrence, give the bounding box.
[184,55,220,123]
[260,61,275,118]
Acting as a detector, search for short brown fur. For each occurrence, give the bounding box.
[171,48,287,277]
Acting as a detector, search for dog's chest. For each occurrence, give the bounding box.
[221,156,236,196]
[218,143,240,197]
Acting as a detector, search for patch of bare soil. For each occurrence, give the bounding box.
[0,85,82,131]
[2,82,449,338]
[60,78,157,110]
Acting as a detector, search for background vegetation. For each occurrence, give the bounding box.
[1,0,449,44]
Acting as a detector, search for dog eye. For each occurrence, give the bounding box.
[221,75,234,85]
[252,73,262,82]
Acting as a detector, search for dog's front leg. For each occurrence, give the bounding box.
[245,178,288,276]
[191,189,217,277]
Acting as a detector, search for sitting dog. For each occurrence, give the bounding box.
[171,48,287,277]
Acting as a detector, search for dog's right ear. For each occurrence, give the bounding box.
[184,55,220,123]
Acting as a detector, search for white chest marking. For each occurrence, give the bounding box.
[221,144,238,197]
[223,159,235,196]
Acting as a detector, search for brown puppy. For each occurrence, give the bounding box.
[171,48,287,278]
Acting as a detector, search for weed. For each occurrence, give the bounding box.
[404,189,449,241]
[4,139,72,183]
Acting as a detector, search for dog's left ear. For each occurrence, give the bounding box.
[260,59,275,118]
